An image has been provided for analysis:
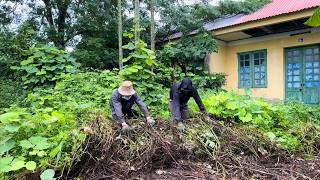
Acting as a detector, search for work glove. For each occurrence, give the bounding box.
[177,122,186,133]
[121,122,130,132]
[146,116,156,127]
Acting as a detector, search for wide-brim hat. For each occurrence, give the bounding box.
[118,80,136,96]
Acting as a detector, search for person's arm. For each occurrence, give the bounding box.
[111,92,125,123]
[171,85,182,122]
[192,88,206,112]
[134,94,150,117]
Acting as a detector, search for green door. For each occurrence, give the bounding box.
[285,45,320,104]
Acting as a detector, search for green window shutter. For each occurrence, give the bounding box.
[238,49,267,88]
[238,53,252,88]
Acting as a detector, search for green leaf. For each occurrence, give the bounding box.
[19,140,34,149]
[123,55,132,62]
[132,54,148,59]
[123,42,135,50]
[0,140,15,155]
[49,141,63,159]
[0,135,13,145]
[127,67,138,73]
[37,151,46,157]
[40,169,55,180]
[0,112,20,123]
[29,136,49,149]
[34,51,45,58]
[26,161,37,171]
[145,58,154,66]
[305,8,320,27]
[239,113,252,123]
[21,58,34,66]
[267,132,276,140]
[36,69,47,75]
[226,102,237,110]
[10,160,25,171]
[25,67,39,74]
[4,124,21,133]
[123,32,134,38]
[29,150,39,156]
[0,156,14,173]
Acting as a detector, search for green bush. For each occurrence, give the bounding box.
[191,72,226,90]
[120,39,168,116]
[189,91,320,152]
[25,70,120,117]
[0,79,26,109]
[0,108,86,176]
[12,46,81,88]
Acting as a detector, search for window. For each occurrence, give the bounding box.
[238,50,267,88]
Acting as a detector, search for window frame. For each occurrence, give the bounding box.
[237,49,268,88]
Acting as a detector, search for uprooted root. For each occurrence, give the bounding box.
[65,115,320,179]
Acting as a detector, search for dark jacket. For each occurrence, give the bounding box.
[110,90,149,123]
[169,77,206,121]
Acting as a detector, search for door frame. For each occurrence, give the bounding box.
[284,43,320,103]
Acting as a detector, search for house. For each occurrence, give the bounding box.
[171,0,320,103]
[208,0,320,104]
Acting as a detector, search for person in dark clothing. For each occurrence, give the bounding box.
[110,81,155,131]
[169,77,207,131]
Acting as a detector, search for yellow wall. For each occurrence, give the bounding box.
[209,45,227,73]
[210,31,320,100]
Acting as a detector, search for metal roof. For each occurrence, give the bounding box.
[238,0,320,27]
[204,14,245,31]
[168,0,320,40]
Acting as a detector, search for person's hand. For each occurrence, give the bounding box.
[146,116,155,127]
[121,122,130,132]
[177,122,186,133]
[84,126,94,135]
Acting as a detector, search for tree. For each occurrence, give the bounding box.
[0,21,39,79]
[71,0,122,69]
[38,0,73,48]
[0,3,12,26]
[305,7,320,27]
[150,0,156,51]
[118,0,123,69]
[134,0,140,48]
[156,0,271,75]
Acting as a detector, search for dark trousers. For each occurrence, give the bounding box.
[112,109,138,124]
[169,100,189,123]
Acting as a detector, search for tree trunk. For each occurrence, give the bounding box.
[42,0,71,49]
[150,0,156,51]
[134,0,140,49]
[118,0,123,69]
[172,60,177,83]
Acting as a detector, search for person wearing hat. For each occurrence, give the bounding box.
[169,77,207,132]
[110,80,155,131]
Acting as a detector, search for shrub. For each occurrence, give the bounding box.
[191,72,226,90]
[25,70,120,117]
[0,79,26,109]
[120,39,168,116]
[0,108,86,176]
[12,46,80,88]
[189,91,320,152]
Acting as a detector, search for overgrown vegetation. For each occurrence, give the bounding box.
[2,0,320,179]
[12,46,80,88]
[1,56,320,178]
